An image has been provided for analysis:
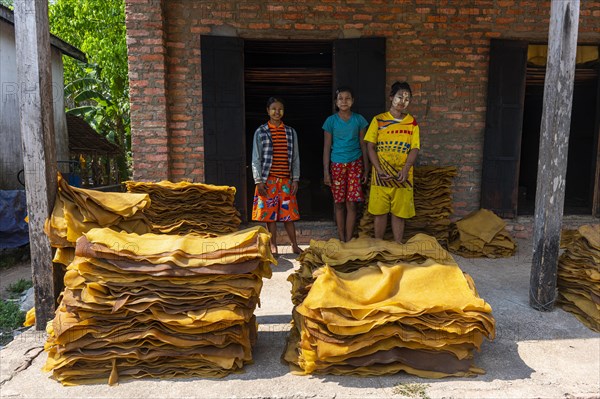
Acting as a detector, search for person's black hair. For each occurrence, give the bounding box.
[334,86,354,100]
[266,97,285,108]
[390,81,412,97]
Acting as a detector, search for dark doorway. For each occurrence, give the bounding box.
[202,36,385,222]
[481,40,600,217]
[518,49,599,215]
[244,40,334,220]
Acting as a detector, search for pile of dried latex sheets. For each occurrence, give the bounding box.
[448,209,516,258]
[126,180,241,236]
[43,226,275,385]
[359,166,457,244]
[285,234,495,377]
[45,177,243,267]
[44,173,151,268]
[557,224,600,332]
[43,175,274,384]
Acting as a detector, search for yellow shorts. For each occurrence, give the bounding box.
[368,185,415,218]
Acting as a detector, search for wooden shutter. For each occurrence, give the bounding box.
[333,38,386,122]
[201,36,247,220]
[481,39,528,218]
[593,67,600,217]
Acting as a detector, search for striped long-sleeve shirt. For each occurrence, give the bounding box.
[251,122,300,184]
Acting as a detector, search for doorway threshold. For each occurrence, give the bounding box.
[243,220,336,245]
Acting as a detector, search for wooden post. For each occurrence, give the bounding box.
[530,0,580,311]
[14,0,58,329]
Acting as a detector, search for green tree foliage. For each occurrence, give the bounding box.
[49,0,130,178]
[0,0,13,9]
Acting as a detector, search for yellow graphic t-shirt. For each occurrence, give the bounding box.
[364,112,420,188]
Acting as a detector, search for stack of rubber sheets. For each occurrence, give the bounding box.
[557,224,600,332]
[448,209,516,258]
[126,180,241,236]
[289,234,456,306]
[44,173,151,266]
[43,226,276,385]
[358,166,456,243]
[285,235,495,377]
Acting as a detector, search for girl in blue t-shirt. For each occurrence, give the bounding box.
[322,86,369,242]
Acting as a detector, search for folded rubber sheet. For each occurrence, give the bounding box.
[359,166,457,243]
[44,174,151,248]
[285,235,495,378]
[557,224,600,332]
[43,226,275,385]
[125,180,241,236]
[449,209,516,258]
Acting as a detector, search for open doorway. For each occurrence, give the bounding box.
[244,40,334,221]
[202,36,385,222]
[518,45,600,215]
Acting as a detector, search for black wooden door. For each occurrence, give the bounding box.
[333,38,386,122]
[201,36,247,220]
[481,39,528,218]
[593,64,600,217]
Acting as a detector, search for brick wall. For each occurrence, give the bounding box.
[125,0,170,181]
[125,0,600,214]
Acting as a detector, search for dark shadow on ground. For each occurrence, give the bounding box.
[271,255,296,272]
[224,330,292,381]
[256,314,292,325]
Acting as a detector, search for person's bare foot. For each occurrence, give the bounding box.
[270,244,278,256]
[291,245,303,255]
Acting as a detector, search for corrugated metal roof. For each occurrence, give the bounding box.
[67,114,121,155]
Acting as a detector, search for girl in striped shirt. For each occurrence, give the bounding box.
[251,97,303,255]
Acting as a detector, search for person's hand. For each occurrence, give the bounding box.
[291,181,299,196]
[397,167,409,184]
[361,166,370,184]
[324,173,331,186]
[377,170,393,181]
[257,183,267,197]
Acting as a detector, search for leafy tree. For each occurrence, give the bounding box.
[0,0,13,9]
[49,0,130,179]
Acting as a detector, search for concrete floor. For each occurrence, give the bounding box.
[1,238,599,399]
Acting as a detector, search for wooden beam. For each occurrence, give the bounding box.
[14,0,58,329]
[530,0,580,311]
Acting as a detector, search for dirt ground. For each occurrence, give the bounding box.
[0,260,32,300]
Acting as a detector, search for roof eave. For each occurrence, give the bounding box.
[0,4,87,63]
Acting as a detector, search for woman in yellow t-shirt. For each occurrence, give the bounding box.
[364,81,420,243]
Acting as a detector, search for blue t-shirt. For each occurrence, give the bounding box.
[322,112,369,163]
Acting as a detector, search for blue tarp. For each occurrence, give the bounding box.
[0,190,29,249]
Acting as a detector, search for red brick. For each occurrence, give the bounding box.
[248,23,270,29]
[140,54,164,62]
[353,14,372,21]
[412,75,430,82]
[145,154,168,162]
[295,23,315,30]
